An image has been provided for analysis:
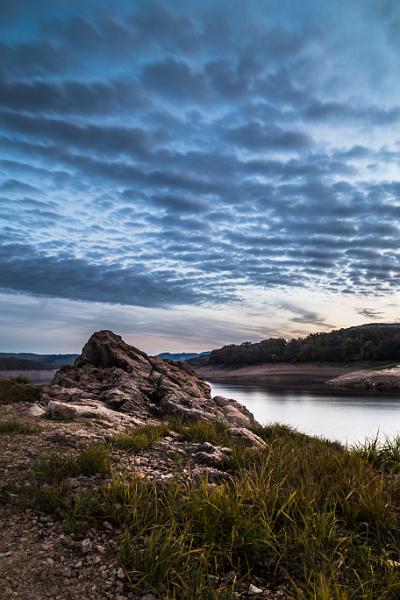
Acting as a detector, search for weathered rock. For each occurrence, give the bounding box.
[43,330,258,428]
[225,427,266,449]
[26,404,46,418]
[193,441,232,468]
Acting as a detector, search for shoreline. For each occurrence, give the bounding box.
[195,362,356,388]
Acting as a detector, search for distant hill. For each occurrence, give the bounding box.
[0,356,51,370]
[157,351,211,362]
[0,353,78,370]
[207,323,400,367]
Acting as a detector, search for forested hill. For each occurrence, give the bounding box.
[207,324,400,366]
[0,356,50,370]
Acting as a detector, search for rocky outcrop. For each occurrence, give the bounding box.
[43,330,258,428]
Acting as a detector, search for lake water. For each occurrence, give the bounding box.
[210,381,400,445]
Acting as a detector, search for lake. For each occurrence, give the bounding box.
[210,381,400,445]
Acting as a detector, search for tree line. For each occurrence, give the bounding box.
[208,324,400,366]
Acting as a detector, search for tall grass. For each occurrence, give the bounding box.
[354,435,400,472]
[18,425,400,599]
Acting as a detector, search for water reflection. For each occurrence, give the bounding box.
[210,381,400,445]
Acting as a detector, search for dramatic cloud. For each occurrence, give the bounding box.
[0,0,399,350]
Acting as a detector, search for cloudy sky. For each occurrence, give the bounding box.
[1,0,400,353]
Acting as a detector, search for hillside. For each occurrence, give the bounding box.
[0,353,78,369]
[207,323,400,367]
[0,356,51,371]
[157,351,210,362]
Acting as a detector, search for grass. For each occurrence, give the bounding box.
[353,435,400,472]
[12,422,400,599]
[0,377,43,404]
[31,443,111,484]
[0,419,41,434]
[111,423,171,451]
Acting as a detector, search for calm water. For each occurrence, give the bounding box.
[210,381,400,445]
[0,369,56,383]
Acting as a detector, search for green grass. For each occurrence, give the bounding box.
[0,377,43,404]
[353,435,400,472]
[0,419,41,434]
[111,423,171,451]
[31,443,111,484]
[14,424,400,599]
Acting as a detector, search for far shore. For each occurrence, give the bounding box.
[194,362,383,388]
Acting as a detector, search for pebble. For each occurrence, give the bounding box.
[248,583,263,594]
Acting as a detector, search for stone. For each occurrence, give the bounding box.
[81,538,92,553]
[26,404,46,417]
[248,583,263,594]
[46,400,77,421]
[43,330,259,429]
[225,427,266,449]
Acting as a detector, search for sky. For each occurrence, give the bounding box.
[0,0,400,353]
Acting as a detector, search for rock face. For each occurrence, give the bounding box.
[43,330,258,428]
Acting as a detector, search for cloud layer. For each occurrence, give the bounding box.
[1,0,399,349]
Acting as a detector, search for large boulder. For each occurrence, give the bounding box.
[43,330,258,428]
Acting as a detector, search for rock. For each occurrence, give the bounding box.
[141,594,157,600]
[193,442,232,468]
[26,404,46,417]
[43,330,259,428]
[225,427,266,449]
[46,400,78,421]
[81,538,92,553]
[248,583,263,594]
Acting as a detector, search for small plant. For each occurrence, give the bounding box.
[0,419,41,434]
[111,423,170,451]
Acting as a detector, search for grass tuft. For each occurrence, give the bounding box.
[353,434,400,472]
[32,443,111,484]
[111,423,170,451]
